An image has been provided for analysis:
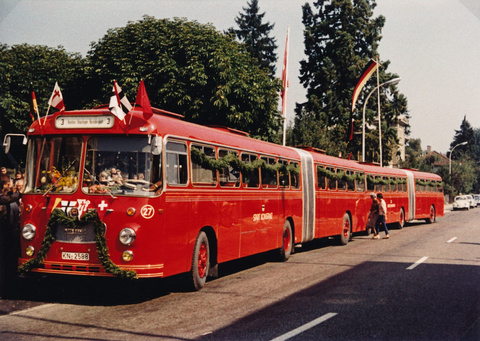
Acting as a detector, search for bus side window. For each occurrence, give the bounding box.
[346,170,355,191]
[166,141,188,185]
[261,157,278,188]
[367,174,374,192]
[241,153,259,188]
[291,162,300,189]
[219,149,239,187]
[317,165,326,190]
[374,176,382,192]
[327,167,336,190]
[356,172,365,192]
[191,144,217,186]
[337,168,346,191]
[279,159,289,188]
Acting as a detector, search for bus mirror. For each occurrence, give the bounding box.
[151,136,162,155]
[2,133,27,154]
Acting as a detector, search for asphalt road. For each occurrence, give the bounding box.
[1,206,479,340]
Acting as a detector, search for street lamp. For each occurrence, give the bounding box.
[362,77,401,166]
[449,141,468,175]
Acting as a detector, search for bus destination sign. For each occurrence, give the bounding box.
[55,115,115,129]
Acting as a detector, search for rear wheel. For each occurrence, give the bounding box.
[279,220,293,261]
[190,231,210,291]
[425,205,436,224]
[338,213,351,245]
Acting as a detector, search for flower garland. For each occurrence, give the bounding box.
[19,209,137,279]
[415,179,444,187]
[190,148,299,175]
[316,166,365,182]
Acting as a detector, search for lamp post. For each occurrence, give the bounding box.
[449,141,468,175]
[362,77,401,165]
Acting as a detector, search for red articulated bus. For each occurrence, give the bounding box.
[8,107,444,290]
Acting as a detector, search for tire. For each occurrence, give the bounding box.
[190,231,210,291]
[279,220,293,262]
[338,213,351,245]
[425,205,436,224]
[396,208,405,229]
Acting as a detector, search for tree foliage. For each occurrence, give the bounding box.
[293,0,409,163]
[87,16,282,142]
[230,0,278,78]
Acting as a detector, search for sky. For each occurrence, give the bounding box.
[1,0,480,154]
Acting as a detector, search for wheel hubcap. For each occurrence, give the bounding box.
[197,243,207,278]
[283,228,291,252]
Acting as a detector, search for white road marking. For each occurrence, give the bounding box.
[406,256,429,270]
[447,237,457,243]
[270,312,337,341]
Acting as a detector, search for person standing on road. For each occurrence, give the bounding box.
[374,193,389,239]
[367,193,379,237]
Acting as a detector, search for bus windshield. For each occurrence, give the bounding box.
[82,136,162,197]
[25,136,82,194]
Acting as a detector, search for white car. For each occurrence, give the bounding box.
[466,195,476,208]
[453,195,470,210]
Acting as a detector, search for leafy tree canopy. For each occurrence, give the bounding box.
[293,0,409,164]
[87,16,282,142]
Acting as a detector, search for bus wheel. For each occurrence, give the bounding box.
[279,220,293,262]
[190,231,210,291]
[396,208,405,229]
[425,205,436,224]
[338,213,351,245]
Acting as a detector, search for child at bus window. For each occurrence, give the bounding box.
[374,193,389,239]
[367,193,379,237]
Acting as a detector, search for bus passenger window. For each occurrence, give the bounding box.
[327,167,336,190]
[219,149,240,187]
[367,175,374,191]
[356,173,365,192]
[374,176,382,192]
[166,141,188,185]
[337,169,346,191]
[241,153,259,188]
[191,144,217,186]
[346,170,355,191]
[261,157,278,188]
[279,160,289,188]
[291,162,300,189]
[317,165,326,190]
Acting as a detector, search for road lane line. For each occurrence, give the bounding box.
[270,312,337,341]
[406,256,429,270]
[447,237,457,243]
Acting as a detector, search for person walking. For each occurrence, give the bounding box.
[367,193,379,237]
[374,193,389,239]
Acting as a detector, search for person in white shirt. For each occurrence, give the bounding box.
[373,193,389,239]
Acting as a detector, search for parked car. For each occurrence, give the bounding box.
[453,195,470,210]
[474,194,480,206]
[466,195,476,208]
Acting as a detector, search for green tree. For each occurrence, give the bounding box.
[0,43,85,136]
[230,0,278,78]
[293,0,409,163]
[87,16,282,142]
[450,115,476,161]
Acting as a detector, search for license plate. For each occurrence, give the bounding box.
[61,252,89,261]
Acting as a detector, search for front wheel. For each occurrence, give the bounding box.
[278,220,293,262]
[425,205,436,224]
[396,208,405,229]
[338,213,351,245]
[190,231,210,291]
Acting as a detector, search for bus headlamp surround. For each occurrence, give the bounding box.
[119,228,136,246]
[22,223,36,240]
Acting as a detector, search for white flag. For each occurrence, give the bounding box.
[48,82,65,111]
[109,81,132,121]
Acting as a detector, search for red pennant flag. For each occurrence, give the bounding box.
[135,80,153,119]
[280,27,290,119]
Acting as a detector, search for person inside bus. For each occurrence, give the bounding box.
[374,193,389,239]
[367,193,379,237]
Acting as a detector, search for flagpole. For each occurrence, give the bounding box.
[281,26,290,147]
[376,56,382,167]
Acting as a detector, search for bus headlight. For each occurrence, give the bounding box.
[119,228,136,245]
[25,245,35,257]
[22,224,36,240]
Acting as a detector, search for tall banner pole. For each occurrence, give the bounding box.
[376,56,382,167]
[281,27,290,146]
